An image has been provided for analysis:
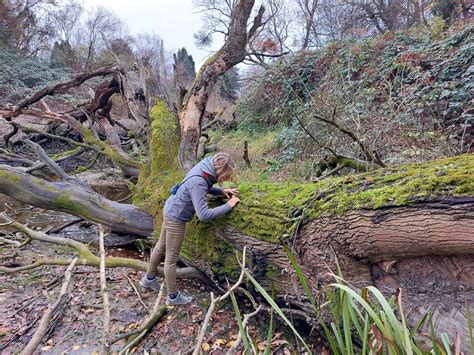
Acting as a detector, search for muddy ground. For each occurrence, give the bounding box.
[0,196,321,354]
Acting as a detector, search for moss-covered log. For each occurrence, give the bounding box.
[0,164,153,236]
[177,153,473,349]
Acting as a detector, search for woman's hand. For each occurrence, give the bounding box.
[227,196,241,207]
[223,188,239,198]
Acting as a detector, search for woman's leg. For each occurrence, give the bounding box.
[163,218,186,295]
[146,221,167,276]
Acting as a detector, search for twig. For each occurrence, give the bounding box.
[25,139,70,179]
[227,305,262,354]
[0,236,22,247]
[124,274,149,313]
[47,218,83,234]
[193,247,247,355]
[99,225,111,353]
[110,284,166,346]
[20,257,78,355]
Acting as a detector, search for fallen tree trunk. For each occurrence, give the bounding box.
[0,165,153,236]
[0,153,473,350]
[178,154,474,350]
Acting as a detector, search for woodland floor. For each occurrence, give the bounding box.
[0,196,316,354]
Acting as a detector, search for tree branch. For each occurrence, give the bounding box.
[9,64,121,115]
[25,139,70,179]
[20,257,78,355]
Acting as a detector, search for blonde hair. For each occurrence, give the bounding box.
[213,152,236,184]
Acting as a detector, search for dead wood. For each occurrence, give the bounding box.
[20,257,78,355]
[24,147,86,174]
[0,164,152,236]
[99,225,111,353]
[0,213,209,283]
[243,141,251,168]
[193,247,248,355]
[8,64,121,116]
[25,139,69,179]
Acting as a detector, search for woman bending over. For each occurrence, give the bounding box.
[140,152,240,305]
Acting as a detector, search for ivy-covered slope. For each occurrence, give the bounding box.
[0,50,67,104]
[238,26,473,131]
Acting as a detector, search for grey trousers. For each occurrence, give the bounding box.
[146,217,186,295]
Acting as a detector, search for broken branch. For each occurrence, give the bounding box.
[20,257,78,355]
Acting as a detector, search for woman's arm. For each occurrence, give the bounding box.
[190,182,232,221]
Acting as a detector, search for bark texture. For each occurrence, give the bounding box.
[0,165,153,236]
[178,0,257,169]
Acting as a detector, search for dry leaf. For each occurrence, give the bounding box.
[41,345,52,351]
[230,334,238,340]
[226,340,235,348]
[72,345,81,351]
[202,342,210,352]
[166,305,175,310]
[257,342,266,351]
[46,339,53,345]
[214,338,226,347]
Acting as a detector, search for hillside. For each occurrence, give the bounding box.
[210,25,473,181]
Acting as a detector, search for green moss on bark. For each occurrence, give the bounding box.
[54,195,90,217]
[133,101,182,219]
[220,154,474,242]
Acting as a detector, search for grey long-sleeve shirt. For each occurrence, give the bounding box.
[164,157,232,223]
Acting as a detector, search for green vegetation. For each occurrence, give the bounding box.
[274,244,474,354]
[232,25,473,172]
[133,101,182,220]
[0,50,67,104]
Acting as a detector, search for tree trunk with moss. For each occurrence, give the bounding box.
[177,0,258,169]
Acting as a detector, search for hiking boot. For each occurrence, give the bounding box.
[139,275,161,291]
[166,292,193,305]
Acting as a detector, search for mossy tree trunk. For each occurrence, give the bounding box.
[177,0,260,169]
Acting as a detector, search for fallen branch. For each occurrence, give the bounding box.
[193,247,247,355]
[0,213,207,282]
[99,225,111,353]
[20,257,78,355]
[24,147,85,174]
[47,218,83,234]
[112,283,167,348]
[10,64,121,114]
[124,274,149,313]
[25,139,70,179]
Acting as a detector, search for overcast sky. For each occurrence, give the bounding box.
[82,0,221,67]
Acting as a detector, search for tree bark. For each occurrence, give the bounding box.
[0,165,153,236]
[178,0,257,169]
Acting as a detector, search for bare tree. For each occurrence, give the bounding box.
[193,0,292,69]
[179,0,264,168]
[296,0,319,50]
[0,0,56,57]
[81,6,124,70]
[46,0,83,43]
